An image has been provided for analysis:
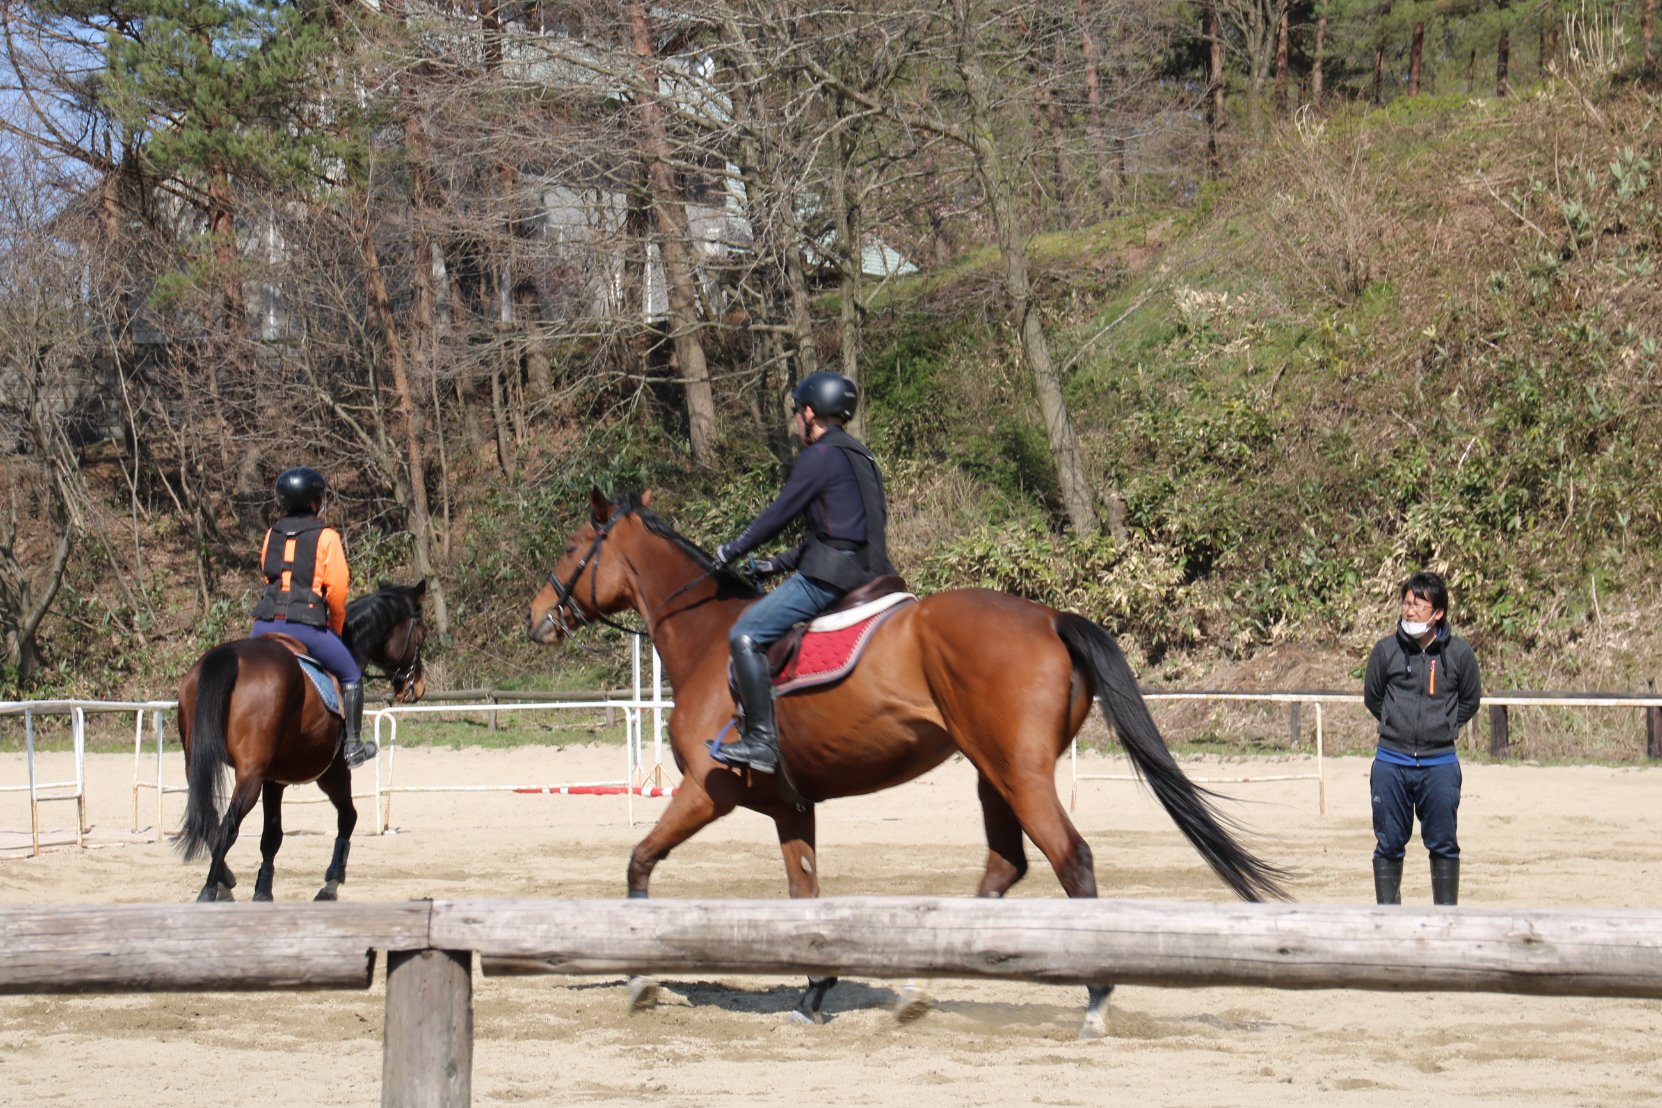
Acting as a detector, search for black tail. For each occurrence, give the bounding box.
[178,646,238,863]
[1054,612,1289,902]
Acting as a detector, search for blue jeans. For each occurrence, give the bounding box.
[729,573,845,648]
[252,620,363,684]
[1371,758,1461,860]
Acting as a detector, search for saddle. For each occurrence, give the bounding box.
[765,574,913,687]
[257,632,344,719]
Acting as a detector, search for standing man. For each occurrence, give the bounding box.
[1362,571,1482,905]
[709,371,895,775]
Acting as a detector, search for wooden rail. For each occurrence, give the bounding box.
[8,898,1662,1105]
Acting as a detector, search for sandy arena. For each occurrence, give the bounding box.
[4,742,1661,1106]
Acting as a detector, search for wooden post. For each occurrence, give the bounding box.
[1288,702,1301,749]
[1489,704,1510,758]
[383,948,472,1108]
[487,695,497,733]
[1648,706,1662,759]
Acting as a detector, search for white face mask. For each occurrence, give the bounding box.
[1401,619,1433,637]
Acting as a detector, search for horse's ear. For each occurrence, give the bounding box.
[590,487,614,521]
[639,488,652,508]
[412,579,426,600]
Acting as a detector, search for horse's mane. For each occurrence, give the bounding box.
[613,494,761,600]
[343,583,422,661]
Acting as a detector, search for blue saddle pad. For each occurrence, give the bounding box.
[295,654,343,717]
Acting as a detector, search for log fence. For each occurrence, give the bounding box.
[8,896,1662,1107]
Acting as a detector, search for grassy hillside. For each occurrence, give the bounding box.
[26,79,1662,764]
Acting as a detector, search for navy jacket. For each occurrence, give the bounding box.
[730,440,867,572]
[1362,625,1483,759]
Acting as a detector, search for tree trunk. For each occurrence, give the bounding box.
[628,0,718,467]
[207,168,244,334]
[1078,0,1117,209]
[1645,0,1657,71]
[1467,46,1478,94]
[831,121,866,441]
[958,38,1098,534]
[358,213,450,636]
[1496,31,1510,96]
[1205,1,1225,174]
[1274,9,1290,114]
[1312,0,1327,103]
[1374,40,1387,104]
[1409,23,1425,95]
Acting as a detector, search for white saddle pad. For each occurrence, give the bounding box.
[807,591,917,633]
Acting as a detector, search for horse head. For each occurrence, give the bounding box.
[527,488,649,645]
[346,580,428,702]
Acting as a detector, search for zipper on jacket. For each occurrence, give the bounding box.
[1429,658,1436,695]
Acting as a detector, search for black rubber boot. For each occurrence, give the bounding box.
[340,681,377,768]
[712,636,779,774]
[1373,857,1403,905]
[1430,856,1459,906]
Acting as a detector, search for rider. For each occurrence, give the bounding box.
[250,467,376,769]
[710,371,895,774]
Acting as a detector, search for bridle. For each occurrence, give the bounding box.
[539,509,720,641]
[381,607,424,701]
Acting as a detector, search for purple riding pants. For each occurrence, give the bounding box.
[251,619,362,684]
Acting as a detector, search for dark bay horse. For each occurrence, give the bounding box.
[177,582,427,903]
[528,491,1286,1034]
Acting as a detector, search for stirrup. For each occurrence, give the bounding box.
[710,732,778,775]
[344,740,378,769]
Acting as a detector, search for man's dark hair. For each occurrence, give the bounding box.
[1401,571,1449,623]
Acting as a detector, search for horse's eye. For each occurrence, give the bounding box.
[564,544,575,554]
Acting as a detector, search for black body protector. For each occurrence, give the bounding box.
[251,516,330,628]
[794,426,895,592]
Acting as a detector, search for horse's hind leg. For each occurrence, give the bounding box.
[996,770,1118,1038]
[198,774,262,903]
[975,773,1029,898]
[253,782,286,902]
[313,755,358,901]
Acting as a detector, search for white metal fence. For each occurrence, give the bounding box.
[12,667,1662,855]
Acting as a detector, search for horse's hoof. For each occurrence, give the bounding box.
[894,985,935,1024]
[626,976,659,1012]
[1078,1017,1108,1041]
[195,887,219,903]
[786,1009,822,1026]
[252,890,274,903]
[215,884,235,902]
[314,881,340,902]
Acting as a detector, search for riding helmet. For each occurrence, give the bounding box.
[274,467,329,513]
[791,371,858,421]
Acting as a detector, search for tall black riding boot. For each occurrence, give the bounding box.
[1430,856,1459,906]
[1373,857,1403,905]
[340,681,377,769]
[712,635,779,774]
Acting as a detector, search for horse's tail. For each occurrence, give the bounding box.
[1053,612,1289,902]
[178,646,239,863]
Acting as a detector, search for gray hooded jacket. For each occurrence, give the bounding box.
[1362,625,1483,759]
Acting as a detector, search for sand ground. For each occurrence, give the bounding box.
[4,742,1662,1107]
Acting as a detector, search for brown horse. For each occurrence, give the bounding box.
[177,583,427,903]
[528,491,1285,1033]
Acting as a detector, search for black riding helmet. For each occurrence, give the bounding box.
[274,467,328,514]
[791,371,858,421]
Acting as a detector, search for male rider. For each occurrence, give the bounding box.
[710,372,896,774]
[250,467,376,768]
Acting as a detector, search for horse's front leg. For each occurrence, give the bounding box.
[772,805,837,1026]
[621,775,732,1013]
[253,781,286,902]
